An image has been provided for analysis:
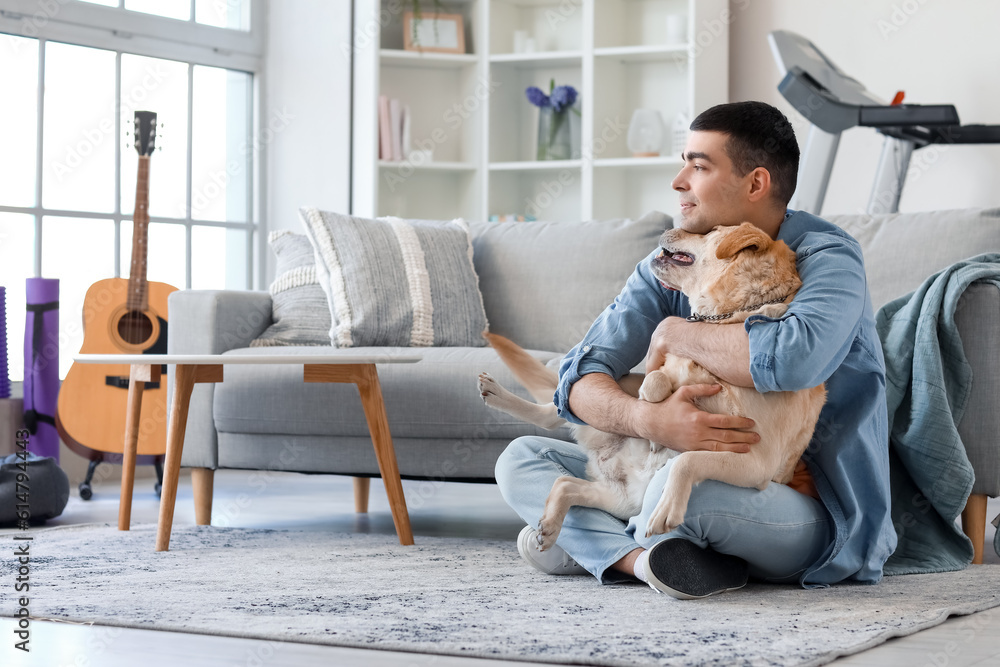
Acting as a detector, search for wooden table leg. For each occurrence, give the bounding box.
[119,363,161,531]
[156,364,223,552]
[118,365,146,531]
[304,364,413,545]
[353,477,370,514]
[191,468,215,526]
[355,365,414,545]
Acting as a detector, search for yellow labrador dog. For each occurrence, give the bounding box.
[478,222,826,550]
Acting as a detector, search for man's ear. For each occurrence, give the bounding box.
[715,222,772,260]
[747,167,771,203]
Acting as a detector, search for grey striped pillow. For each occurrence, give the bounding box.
[250,230,332,347]
[299,208,489,348]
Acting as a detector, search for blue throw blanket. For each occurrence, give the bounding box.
[876,253,1000,574]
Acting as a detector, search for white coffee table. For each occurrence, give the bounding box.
[73,353,420,551]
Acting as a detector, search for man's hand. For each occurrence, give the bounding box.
[645,316,756,388]
[636,383,759,453]
[645,317,684,373]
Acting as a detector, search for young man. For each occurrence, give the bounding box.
[494,101,897,599]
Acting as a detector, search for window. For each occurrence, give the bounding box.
[0,0,263,379]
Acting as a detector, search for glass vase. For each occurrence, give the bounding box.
[537,105,581,161]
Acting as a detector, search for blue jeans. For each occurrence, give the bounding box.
[495,436,833,585]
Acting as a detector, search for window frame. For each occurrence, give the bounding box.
[0,0,266,289]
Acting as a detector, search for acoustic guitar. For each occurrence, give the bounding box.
[56,111,178,498]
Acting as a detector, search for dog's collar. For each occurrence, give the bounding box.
[686,294,791,323]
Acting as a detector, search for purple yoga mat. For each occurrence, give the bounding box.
[1,286,9,400]
[23,278,60,460]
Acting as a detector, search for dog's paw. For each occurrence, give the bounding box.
[478,372,524,414]
[757,303,788,319]
[477,372,498,403]
[644,485,689,538]
[536,516,562,551]
[638,371,673,403]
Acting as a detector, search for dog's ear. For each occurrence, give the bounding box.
[715,222,772,260]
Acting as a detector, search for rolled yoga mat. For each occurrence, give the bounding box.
[0,286,9,400]
[23,278,60,460]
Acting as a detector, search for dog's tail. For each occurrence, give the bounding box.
[484,332,559,404]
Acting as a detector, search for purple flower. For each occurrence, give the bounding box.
[525,86,550,108]
[550,85,578,113]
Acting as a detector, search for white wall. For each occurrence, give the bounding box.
[728,0,1000,216]
[262,0,353,284]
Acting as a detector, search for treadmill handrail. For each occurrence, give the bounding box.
[778,67,861,134]
[779,66,960,134]
[859,105,959,128]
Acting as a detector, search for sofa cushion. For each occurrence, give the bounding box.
[250,231,331,347]
[212,346,573,443]
[469,210,672,353]
[826,207,1000,311]
[300,208,489,348]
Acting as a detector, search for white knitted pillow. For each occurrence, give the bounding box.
[250,230,332,347]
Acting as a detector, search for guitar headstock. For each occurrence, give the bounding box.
[133,110,157,156]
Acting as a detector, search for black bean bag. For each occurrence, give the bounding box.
[0,452,70,527]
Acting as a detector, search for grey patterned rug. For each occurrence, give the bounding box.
[4,523,1000,667]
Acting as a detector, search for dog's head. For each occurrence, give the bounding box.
[651,222,802,322]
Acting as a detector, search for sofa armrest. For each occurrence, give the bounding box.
[956,282,1000,497]
[167,290,272,469]
[167,290,273,354]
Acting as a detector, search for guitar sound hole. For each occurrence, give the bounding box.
[118,311,154,345]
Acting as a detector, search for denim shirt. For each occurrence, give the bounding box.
[554,209,897,586]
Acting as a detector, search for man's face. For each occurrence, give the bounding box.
[671,130,752,234]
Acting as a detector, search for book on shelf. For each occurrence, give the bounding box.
[488,213,537,222]
[378,94,391,160]
[378,96,411,162]
[389,98,402,161]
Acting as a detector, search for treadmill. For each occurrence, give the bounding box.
[768,30,1000,215]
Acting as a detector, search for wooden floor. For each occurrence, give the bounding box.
[3,470,998,667]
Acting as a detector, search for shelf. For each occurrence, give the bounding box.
[489,51,583,69]
[594,44,688,63]
[490,160,582,171]
[593,156,683,168]
[491,0,570,6]
[354,0,729,223]
[380,49,478,69]
[379,160,478,171]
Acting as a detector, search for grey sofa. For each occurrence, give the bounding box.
[169,207,1000,559]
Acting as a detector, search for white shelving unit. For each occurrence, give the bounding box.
[352,0,728,223]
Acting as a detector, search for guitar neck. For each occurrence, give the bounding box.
[127,155,150,312]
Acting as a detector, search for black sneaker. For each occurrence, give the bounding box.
[644,538,749,599]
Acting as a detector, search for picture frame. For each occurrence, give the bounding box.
[403,11,466,54]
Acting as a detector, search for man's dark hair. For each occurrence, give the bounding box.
[689,101,799,207]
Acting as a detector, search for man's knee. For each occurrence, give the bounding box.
[494,436,542,491]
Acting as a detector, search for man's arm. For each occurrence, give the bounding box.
[645,318,755,387]
[556,249,759,452]
[568,372,759,452]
